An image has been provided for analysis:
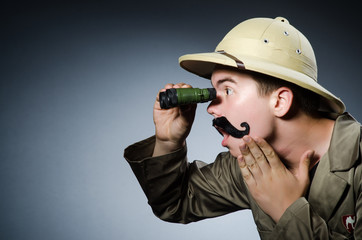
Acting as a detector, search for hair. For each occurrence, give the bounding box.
[248,71,320,117]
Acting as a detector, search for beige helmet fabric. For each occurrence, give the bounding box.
[179,17,345,114]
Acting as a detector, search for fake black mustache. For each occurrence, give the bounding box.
[212,117,250,139]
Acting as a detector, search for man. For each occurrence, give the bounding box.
[124,17,361,239]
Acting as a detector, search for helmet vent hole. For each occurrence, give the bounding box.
[263,39,269,43]
[296,49,302,54]
[284,31,289,36]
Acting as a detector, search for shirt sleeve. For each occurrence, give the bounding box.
[123,136,251,223]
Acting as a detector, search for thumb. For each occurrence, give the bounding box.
[297,150,314,182]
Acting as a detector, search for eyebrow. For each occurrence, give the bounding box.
[214,78,238,88]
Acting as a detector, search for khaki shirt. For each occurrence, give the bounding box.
[124,113,362,239]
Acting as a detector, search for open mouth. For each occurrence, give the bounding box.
[214,126,230,147]
[214,125,227,137]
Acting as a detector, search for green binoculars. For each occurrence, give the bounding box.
[159,88,216,109]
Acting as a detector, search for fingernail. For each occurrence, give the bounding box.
[243,135,251,142]
[240,144,247,150]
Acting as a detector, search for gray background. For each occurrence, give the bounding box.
[1,1,361,239]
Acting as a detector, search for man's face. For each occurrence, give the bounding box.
[208,68,274,157]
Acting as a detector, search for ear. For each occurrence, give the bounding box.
[270,87,294,117]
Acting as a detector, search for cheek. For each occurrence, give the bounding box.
[248,102,273,138]
[226,96,260,125]
[231,98,272,137]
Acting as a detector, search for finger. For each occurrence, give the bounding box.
[164,83,176,89]
[174,83,191,89]
[239,142,263,180]
[243,136,270,174]
[297,150,314,182]
[161,83,187,91]
[238,155,256,187]
[180,83,192,88]
[254,137,282,170]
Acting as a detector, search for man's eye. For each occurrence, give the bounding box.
[226,88,233,95]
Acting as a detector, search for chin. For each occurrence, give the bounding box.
[228,148,240,158]
[227,140,244,158]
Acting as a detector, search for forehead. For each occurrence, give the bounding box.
[211,67,256,87]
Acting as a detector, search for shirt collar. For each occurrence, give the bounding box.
[327,113,361,172]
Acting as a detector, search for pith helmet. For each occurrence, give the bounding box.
[179,17,345,114]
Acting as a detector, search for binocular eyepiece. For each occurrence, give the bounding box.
[159,88,216,109]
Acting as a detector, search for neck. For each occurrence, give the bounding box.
[271,113,335,172]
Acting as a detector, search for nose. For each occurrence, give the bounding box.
[207,95,222,117]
